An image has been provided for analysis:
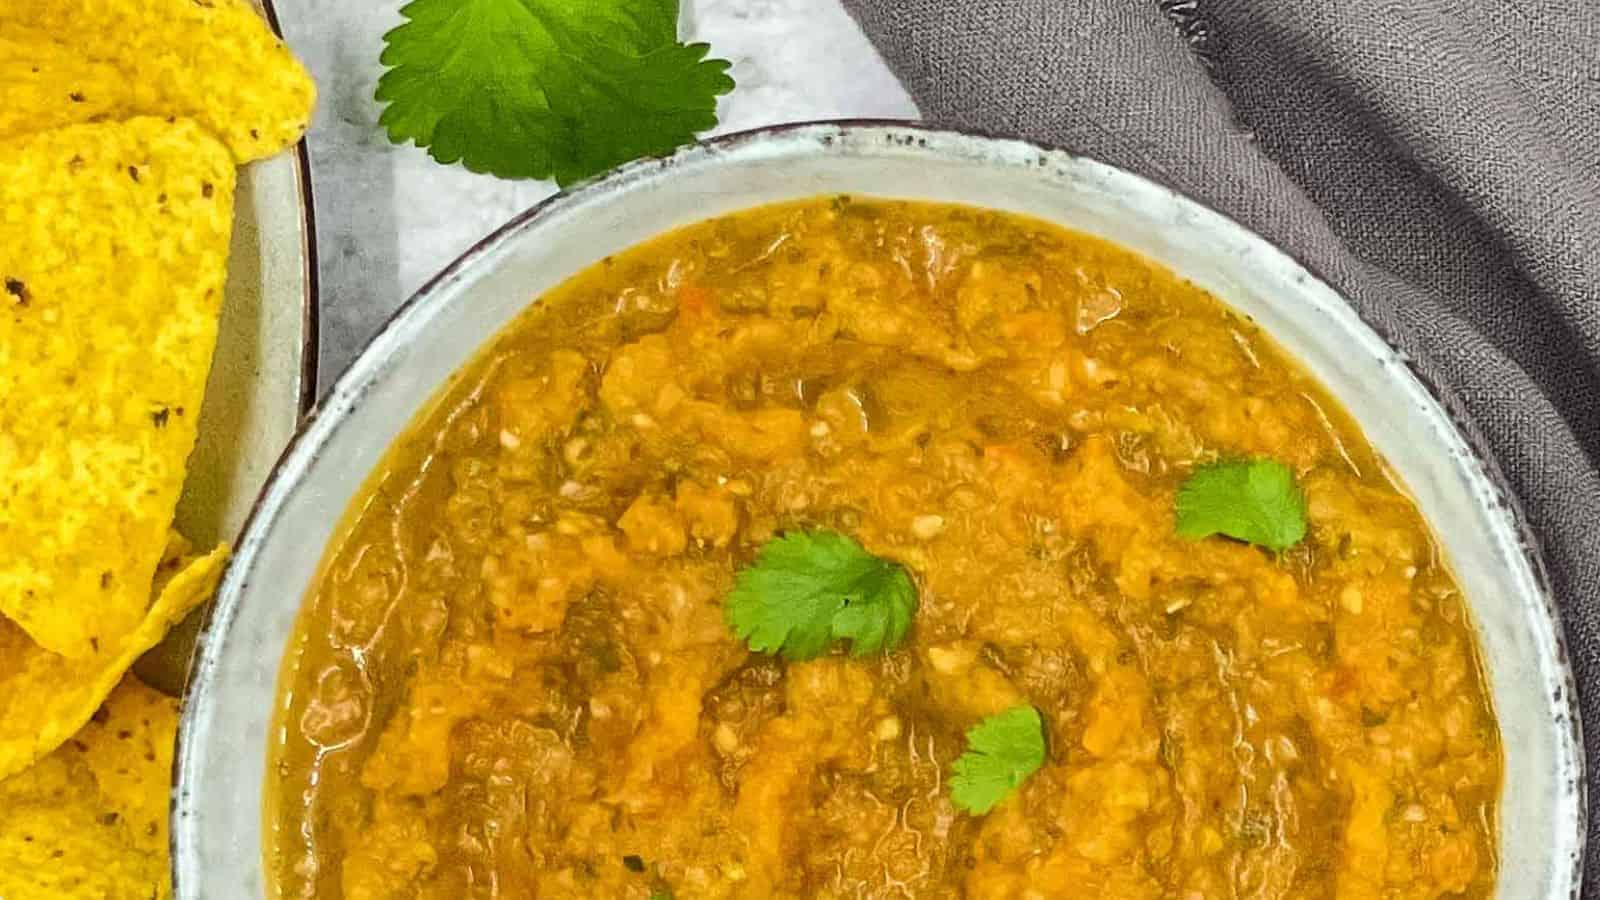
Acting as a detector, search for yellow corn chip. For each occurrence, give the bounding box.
[0,118,235,658]
[0,543,228,782]
[0,0,316,162]
[0,675,180,900]
[0,26,136,138]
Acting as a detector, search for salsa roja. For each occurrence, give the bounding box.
[268,198,1501,899]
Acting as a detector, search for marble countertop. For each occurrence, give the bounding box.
[272,0,919,389]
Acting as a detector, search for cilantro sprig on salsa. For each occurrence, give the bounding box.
[724,530,917,661]
[950,705,1048,814]
[1175,458,1308,553]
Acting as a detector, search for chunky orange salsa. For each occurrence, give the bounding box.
[268,199,1501,899]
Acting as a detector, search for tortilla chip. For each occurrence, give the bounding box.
[0,26,136,138]
[0,544,229,782]
[0,0,315,162]
[0,118,235,658]
[0,675,179,900]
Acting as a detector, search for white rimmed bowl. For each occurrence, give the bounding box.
[173,122,1585,898]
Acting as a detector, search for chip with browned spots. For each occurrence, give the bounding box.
[0,538,228,782]
[0,26,135,139]
[0,675,183,899]
[0,0,315,162]
[0,118,235,658]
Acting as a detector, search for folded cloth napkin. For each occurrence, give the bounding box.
[840,0,1600,887]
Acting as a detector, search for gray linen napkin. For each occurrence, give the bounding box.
[838,0,1600,886]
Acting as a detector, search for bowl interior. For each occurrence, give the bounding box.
[174,123,1582,898]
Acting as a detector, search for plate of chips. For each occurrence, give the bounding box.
[0,0,316,895]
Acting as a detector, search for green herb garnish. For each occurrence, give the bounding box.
[725,530,917,661]
[376,0,734,186]
[950,705,1047,815]
[1174,459,1307,552]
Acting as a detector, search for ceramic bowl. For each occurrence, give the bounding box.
[173,122,1585,898]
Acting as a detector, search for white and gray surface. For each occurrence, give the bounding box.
[274,0,917,388]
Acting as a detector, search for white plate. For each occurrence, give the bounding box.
[134,0,316,694]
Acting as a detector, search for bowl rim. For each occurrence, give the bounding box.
[253,0,320,417]
[173,118,1587,897]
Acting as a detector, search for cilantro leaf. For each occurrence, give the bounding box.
[1174,459,1307,552]
[725,530,917,661]
[377,0,735,186]
[950,705,1047,815]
